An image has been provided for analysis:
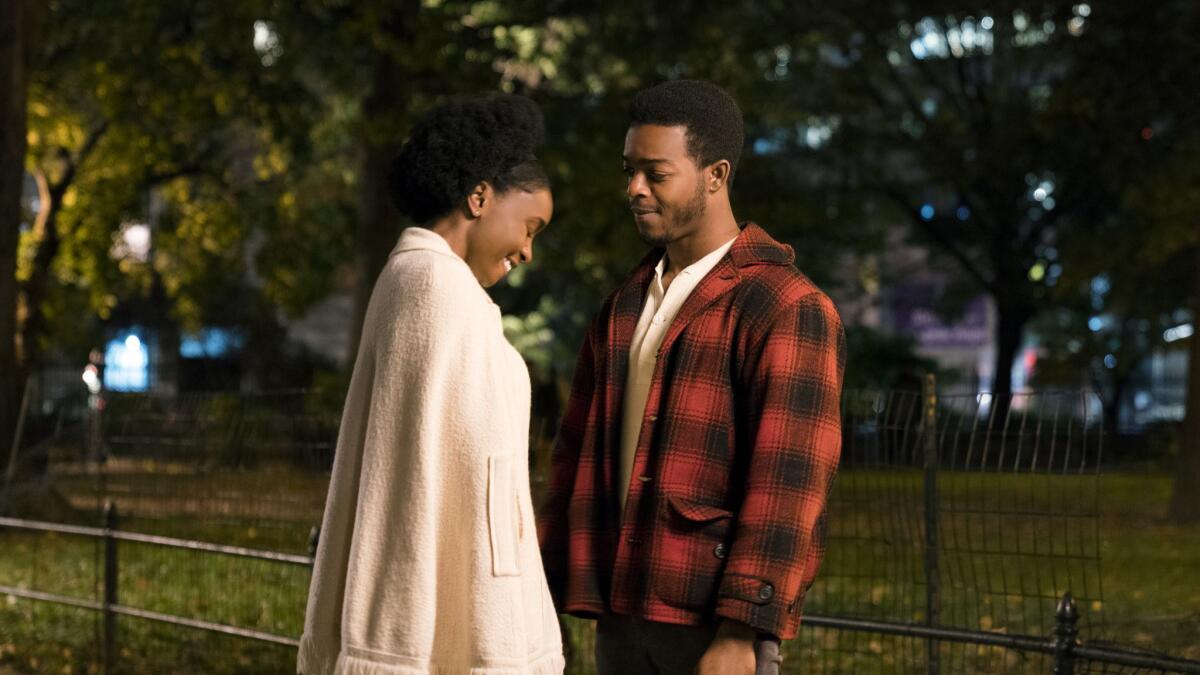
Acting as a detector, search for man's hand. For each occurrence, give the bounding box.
[696,620,756,675]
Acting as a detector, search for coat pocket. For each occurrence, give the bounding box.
[487,455,521,577]
[654,495,734,609]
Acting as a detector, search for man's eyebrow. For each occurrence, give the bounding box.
[622,156,673,166]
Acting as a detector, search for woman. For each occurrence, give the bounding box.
[298,94,563,675]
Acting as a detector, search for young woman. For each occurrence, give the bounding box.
[299,94,563,675]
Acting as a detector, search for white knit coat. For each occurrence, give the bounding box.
[298,227,564,675]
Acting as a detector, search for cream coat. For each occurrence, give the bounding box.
[298,227,564,675]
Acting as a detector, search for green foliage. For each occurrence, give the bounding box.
[15,0,1199,408]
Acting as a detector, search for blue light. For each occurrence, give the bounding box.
[753,138,782,155]
[180,328,245,359]
[104,331,149,391]
[956,206,971,221]
[920,204,935,220]
[1088,316,1104,332]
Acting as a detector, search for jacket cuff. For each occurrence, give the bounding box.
[714,573,795,639]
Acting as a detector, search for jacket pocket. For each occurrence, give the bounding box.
[487,455,520,577]
[654,495,734,609]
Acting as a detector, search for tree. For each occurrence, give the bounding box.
[1,0,48,478]
[754,0,1199,401]
[269,0,568,365]
[13,0,326,367]
[1172,243,1200,521]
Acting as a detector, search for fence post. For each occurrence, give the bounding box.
[922,373,941,675]
[308,524,321,559]
[3,377,34,499]
[102,500,119,674]
[1053,591,1079,674]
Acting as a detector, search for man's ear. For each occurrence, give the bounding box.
[707,160,732,193]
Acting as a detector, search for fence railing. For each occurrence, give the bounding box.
[0,503,314,673]
[3,510,1197,674]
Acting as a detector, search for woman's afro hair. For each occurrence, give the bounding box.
[388,93,545,224]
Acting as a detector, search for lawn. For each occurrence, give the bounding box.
[1,469,1197,674]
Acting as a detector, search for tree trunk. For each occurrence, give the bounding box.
[1104,373,1131,437]
[0,0,33,478]
[347,49,408,369]
[17,197,61,371]
[1168,242,1200,523]
[987,299,1032,426]
[991,302,1029,397]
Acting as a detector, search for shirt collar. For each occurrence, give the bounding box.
[654,235,739,282]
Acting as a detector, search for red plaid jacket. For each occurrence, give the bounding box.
[536,223,845,639]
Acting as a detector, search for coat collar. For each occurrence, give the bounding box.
[392,226,459,259]
[612,221,794,326]
[390,226,499,309]
[623,222,794,288]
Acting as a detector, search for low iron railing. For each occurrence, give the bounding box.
[3,507,1199,674]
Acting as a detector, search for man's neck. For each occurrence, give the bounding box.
[663,204,740,274]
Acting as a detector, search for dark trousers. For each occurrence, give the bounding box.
[595,614,783,675]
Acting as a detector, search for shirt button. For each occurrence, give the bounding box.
[758,584,775,601]
[637,475,653,483]
[713,543,728,559]
[647,414,657,422]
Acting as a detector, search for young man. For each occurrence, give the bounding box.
[537,80,846,674]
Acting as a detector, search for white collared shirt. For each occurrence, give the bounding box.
[618,237,738,511]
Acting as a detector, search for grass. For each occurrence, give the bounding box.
[1,469,1198,674]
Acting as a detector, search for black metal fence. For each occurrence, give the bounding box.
[1,383,1198,674]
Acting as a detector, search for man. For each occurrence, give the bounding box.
[537,79,846,675]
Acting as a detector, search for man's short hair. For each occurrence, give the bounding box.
[629,80,745,182]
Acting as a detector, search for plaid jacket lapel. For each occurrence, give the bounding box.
[659,223,794,355]
[658,256,739,357]
[601,250,659,511]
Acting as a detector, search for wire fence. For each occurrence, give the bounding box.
[0,382,1197,674]
[793,383,1108,673]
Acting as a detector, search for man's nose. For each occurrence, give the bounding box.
[627,173,649,201]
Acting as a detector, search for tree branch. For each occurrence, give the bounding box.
[47,120,109,201]
[875,183,996,294]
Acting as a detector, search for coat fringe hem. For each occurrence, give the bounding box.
[298,641,565,675]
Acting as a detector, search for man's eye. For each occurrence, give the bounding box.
[648,173,666,182]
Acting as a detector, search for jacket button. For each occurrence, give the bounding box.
[758,584,774,601]
[713,543,728,559]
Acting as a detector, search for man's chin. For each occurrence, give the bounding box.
[635,222,672,247]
